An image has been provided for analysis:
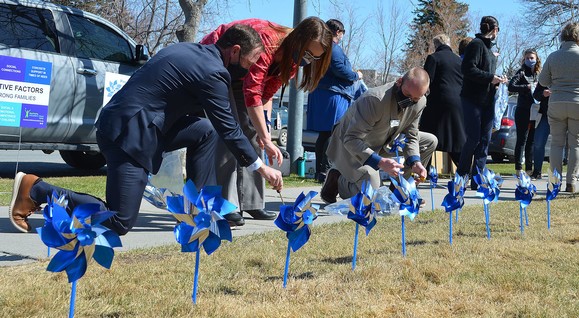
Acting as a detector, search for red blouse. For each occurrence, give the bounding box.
[200,18,298,108]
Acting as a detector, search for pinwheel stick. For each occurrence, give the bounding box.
[192,251,200,304]
[283,243,291,288]
[547,202,551,230]
[449,210,453,245]
[352,223,360,271]
[484,204,491,240]
[401,216,406,257]
[430,187,434,212]
[455,208,460,222]
[69,280,77,318]
[519,205,524,235]
[524,207,529,226]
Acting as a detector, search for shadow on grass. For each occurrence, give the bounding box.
[407,239,441,246]
[265,271,315,282]
[321,256,351,265]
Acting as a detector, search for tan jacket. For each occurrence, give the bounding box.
[326,81,426,183]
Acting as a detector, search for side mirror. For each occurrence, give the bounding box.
[135,44,149,64]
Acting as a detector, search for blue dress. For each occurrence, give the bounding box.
[307,43,359,132]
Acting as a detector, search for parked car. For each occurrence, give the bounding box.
[489,95,551,163]
[271,92,317,151]
[0,0,148,169]
[271,106,288,147]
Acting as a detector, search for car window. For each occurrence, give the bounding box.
[67,14,132,63]
[0,3,59,53]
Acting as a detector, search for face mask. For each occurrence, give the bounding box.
[395,85,416,109]
[227,54,249,79]
[524,59,536,69]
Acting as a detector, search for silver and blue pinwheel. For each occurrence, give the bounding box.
[389,175,422,256]
[347,181,379,270]
[37,191,122,318]
[389,133,407,163]
[515,172,537,234]
[473,167,503,240]
[166,180,236,304]
[441,173,467,245]
[274,191,319,288]
[546,169,562,229]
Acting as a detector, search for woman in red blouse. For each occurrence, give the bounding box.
[200,17,333,225]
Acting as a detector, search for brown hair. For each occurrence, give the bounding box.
[215,24,264,56]
[458,37,472,56]
[277,16,333,91]
[522,48,542,74]
[480,16,499,35]
[561,22,579,43]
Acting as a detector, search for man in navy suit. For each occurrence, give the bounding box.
[9,24,283,235]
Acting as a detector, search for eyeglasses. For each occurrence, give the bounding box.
[339,29,346,34]
[303,50,322,65]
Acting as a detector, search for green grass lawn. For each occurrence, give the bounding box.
[1,195,578,317]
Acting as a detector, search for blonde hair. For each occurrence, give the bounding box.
[432,34,450,48]
[561,22,579,43]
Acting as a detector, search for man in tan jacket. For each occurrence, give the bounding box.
[321,67,438,203]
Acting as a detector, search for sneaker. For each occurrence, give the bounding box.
[320,169,341,204]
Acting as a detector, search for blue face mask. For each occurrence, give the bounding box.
[524,59,536,69]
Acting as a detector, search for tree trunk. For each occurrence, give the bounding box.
[176,0,207,42]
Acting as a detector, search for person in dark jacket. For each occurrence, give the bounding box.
[8,24,283,234]
[456,16,508,189]
[420,33,465,166]
[307,19,363,183]
[531,83,551,180]
[508,49,542,176]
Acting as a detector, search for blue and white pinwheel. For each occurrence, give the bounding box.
[546,169,562,202]
[473,167,503,239]
[347,182,378,270]
[275,191,319,252]
[389,133,407,161]
[389,175,422,256]
[166,181,235,255]
[441,173,467,245]
[390,176,422,221]
[546,169,562,229]
[165,180,236,304]
[515,172,536,234]
[275,191,319,288]
[37,191,122,318]
[473,167,503,204]
[37,192,122,283]
[347,181,378,235]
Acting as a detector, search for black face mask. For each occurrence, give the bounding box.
[227,54,249,80]
[395,85,416,109]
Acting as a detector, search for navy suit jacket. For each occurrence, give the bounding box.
[95,43,257,174]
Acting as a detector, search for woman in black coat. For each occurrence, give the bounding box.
[508,48,541,176]
[420,34,465,166]
[456,16,508,189]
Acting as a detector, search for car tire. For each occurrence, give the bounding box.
[490,153,505,163]
[277,128,287,147]
[60,150,106,170]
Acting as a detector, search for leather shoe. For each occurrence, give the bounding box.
[224,212,245,227]
[243,209,277,220]
[9,172,41,233]
[565,183,576,193]
[321,168,341,204]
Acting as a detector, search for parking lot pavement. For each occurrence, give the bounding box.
[0,175,563,266]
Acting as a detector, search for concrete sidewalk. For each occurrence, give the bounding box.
[0,175,562,266]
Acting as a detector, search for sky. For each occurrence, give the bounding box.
[206,0,527,69]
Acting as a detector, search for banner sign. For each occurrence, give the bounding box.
[0,55,52,128]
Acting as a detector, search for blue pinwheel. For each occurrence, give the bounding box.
[347,181,378,270]
[515,172,537,234]
[473,167,503,240]
[166,180,236,304]
[546,169,562,229]
[428,166,438,212]
[37,191,122,318]
[389,175,422,256]
[389,133,407,163]
[274,191,319,288]
[441,173,467,245]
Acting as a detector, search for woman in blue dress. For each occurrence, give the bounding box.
[307,19,363,183]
